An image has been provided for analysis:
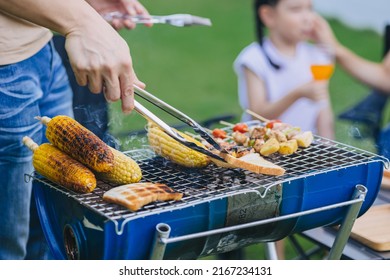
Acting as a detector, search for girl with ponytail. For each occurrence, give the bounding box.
[234,0,334,139]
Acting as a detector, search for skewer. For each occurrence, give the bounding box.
[219,120,234,127]
[245,109,269,123]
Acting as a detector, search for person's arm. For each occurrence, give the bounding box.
[335,45,390,92]
[316,105,334,139]
[313,14,390,93]
[244,67,329,120]
[0,0,143,113]
[244,67,300,120]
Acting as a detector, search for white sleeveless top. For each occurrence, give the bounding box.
[234,39,328,133]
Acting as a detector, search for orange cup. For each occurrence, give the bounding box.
[310,64,334,80]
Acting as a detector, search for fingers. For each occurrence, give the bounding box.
[134,73,146,89]
[120,85,135,114]
[73,70,88,87]
[119,72,135,114]
[87,70,104,94]
[102,76,121,102]
[102,70,143,114]
[123,19,137,30]
[122,3,137,30]
[133,1,153,27]
[111,18,125,30]
[73,63,104,94]
[122,0,153,28]
[73,67,137,114]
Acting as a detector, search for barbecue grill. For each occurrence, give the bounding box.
[27,121,388,260]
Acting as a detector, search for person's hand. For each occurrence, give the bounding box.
[311,14,339,51]
[293,81,330,102]
[65,16,145,114]
[87,0,152,30]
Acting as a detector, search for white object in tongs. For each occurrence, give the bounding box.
[103,12,212,27]
[132,85,227,162]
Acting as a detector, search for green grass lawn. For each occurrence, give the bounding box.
[107,0,387,259]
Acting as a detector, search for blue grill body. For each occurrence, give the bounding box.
[32,137,387,260]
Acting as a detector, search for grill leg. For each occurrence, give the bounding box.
[265,242,279,260]
[150,223,171,260]
[327,184,367,260]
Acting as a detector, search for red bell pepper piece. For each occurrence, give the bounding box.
[212,128,227,139]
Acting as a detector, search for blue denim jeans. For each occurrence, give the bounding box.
[0,41,73,259]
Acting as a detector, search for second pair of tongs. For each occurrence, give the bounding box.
[103,12,212,27]
[133,85,228,162]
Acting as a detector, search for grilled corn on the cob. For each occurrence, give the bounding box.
[23,136,96,193]
[147,122,210,168]
[96,147,142,184]
[37,115,114,173]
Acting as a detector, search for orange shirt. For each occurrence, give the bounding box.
[0,11,52,65]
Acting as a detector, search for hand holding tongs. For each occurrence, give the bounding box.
[133,85,228,162]
[103,12,212,27]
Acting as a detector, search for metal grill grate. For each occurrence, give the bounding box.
[29,134,388,223]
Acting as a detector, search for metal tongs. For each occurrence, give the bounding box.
[133,85,228,162]
[103,12,212,27]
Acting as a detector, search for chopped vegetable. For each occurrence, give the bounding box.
[233,123,249,133]
[265,119,282,129]
[212,128,227,139]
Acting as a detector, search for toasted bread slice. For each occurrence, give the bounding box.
[219,152,285,176]
[103,182,183,211]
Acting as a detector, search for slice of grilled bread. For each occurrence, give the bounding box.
[103,182,183,211]
[219,152,285,176]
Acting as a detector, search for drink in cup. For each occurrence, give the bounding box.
[310,64,334,80]
[310,44,335,80]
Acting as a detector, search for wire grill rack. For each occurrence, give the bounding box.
[28,134,388,223]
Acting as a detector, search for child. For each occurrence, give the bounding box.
[234,0,334,139]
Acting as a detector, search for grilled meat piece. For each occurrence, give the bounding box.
[229,146,253,158]
[253,138,265,153]
[250,127,266,139]
[269,130,288,142]
[232,131,249,145]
